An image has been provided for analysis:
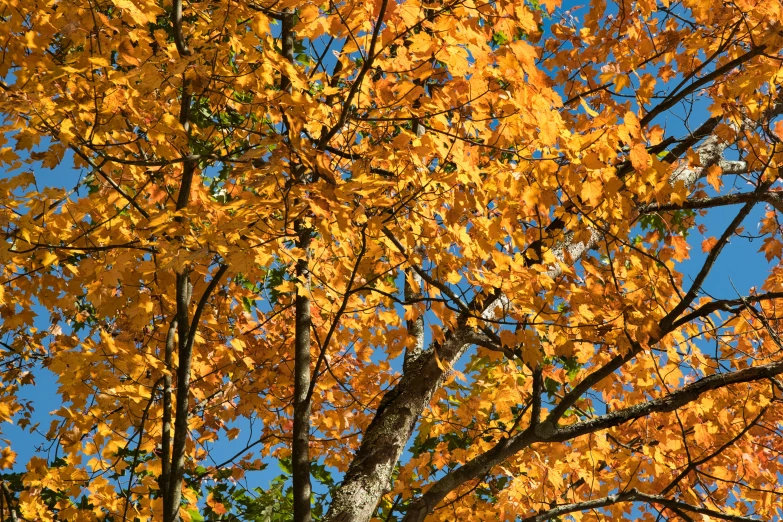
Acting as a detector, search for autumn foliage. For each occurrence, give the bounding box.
[2,0,783,520]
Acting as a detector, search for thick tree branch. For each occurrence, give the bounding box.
[640,190,783,214]
[519,488,761,522]
[671,291,783,330]
[279,10,295,94]
[549,357,783,442]
[530,365,543,427]
[276,9,314,522]
[323,322,482,522]
[405,355,781,521]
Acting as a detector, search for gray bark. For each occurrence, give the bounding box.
[403,268,424,373]
[322,327,477,522]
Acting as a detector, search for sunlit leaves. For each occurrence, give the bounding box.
[0,0,782,520]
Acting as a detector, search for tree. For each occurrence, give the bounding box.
[0,0,783,520]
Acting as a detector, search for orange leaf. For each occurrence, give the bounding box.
[701,237,718,253]
[582,152,604,170]
[706,165,722,192]
[760,237,783,261]
[629,143,651,170]
[670,235,690,262]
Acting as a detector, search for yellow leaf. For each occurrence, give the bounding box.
[408,33,436,55]
[41,251,58,267]
[540,0,562,14]
[0,447,16,470]
[521,184,540,211]
[146,212,170,229]
[230,338,245,353]
[693,423,713,446]
[445,271,461,284]
[276,280,295,293]
[579,97,599,117]
[0,404,11,423]
[623,111,641,139]
[760,237,782,261]
[114,0,155,25]
[434,351,445,371]
[59,119,76,144]
[299,4,320,24]
[581,180,603,206]
[18,227,31,244]
[160,113,184,133]
[88,57,111,68]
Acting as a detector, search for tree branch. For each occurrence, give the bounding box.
[292,220,313,522]
[164,70,197,522]
[316,0,390,150]
[640,46,765,128]
[160,319,177,513]
[184,264,228,353]
[665,190,763,324]
[171,0,191,57]
[660,406,768,496]
[277,9,314,522]
[672,291,783,330]
[123,378,163,521]
[403,267,425,373]
[519,488,762,522]
[639,190,783,214]
[0,482,18,522]
[549,357,783,442]
[164,272,193,522]
[401,304,783,520]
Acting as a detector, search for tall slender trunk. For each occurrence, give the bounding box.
[292,220,313,522]
[164,270,193,522]
[279,10,314,522]
[162,68,196,522]
[160,319,177,515]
